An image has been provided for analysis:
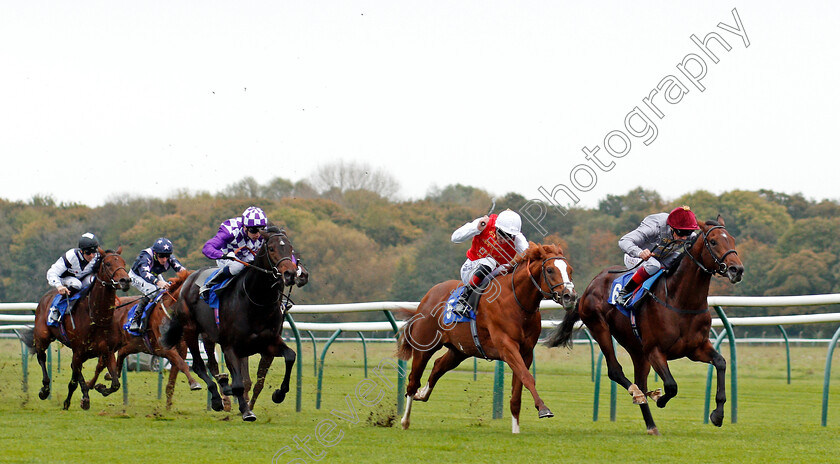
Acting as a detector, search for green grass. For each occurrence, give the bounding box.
[0,339,838,463]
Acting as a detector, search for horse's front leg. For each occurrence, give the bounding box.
[97,351,122,397]
[64,352,91,410]
[647,347,677,409]
[629,348,660,435]
[271,343,297,405]
[498,339,552,419]
[223,346,255,421]
[86,355,107,394]
[690,341,727,427]
[509,351,531,433]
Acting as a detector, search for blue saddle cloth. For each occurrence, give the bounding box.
[46,291,85,327]
[202,270,233,312]
[442,286,476,324]
[608,269,664,317]
[122,292,165,336]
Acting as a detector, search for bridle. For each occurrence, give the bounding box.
[242,231,299,310]
[512,255,574,310]
[684,225,738,276]
[98,252,128,289]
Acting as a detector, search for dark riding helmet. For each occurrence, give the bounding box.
[78,232,99,253]
[152,237,174,256]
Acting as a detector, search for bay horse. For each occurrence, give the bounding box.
[397,243,577,433]
[26,248,131,410]
[86,269,202,409]
[545,216,744,435]
[160,226,308,421]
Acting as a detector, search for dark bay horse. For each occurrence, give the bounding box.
[86,269,202,409]
[160,226,308,421]
[545,217,744,435]
[397,243,577,433]
[26,248,131,409]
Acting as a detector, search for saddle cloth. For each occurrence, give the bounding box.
[122,292,165,336]
[46,291,85,327]
[608,269,664,316]
[442,285,476,324]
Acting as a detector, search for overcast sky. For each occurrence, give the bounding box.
[2,1,838,209]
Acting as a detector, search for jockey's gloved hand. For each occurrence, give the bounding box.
[224,251,237,260]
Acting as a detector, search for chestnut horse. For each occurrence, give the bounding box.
[160,226,308,421]
[25,248,131,410]
[86,269,202,409]
[545,217,744,435]
[397,243,576,433]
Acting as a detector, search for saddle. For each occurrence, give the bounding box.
[442,286,476,324]
[608,269,664,339]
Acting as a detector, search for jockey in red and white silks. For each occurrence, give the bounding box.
[450,210,528,314]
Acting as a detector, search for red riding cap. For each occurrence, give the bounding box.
[666,206,700,230]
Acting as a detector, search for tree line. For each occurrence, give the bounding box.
[2,175,839,336]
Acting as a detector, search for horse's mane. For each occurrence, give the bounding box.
[166,269,191,294]
[705,219,721,227]
[509,242,565,268]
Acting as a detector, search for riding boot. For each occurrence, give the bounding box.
[129,296,150,332]
[47,305,61,325]
[200,266,232,299]
[615,267,650,307]
[455,264,493,316]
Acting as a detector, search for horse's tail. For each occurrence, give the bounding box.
[544,299,580,349]
[15,328,35,351]
[159,299,187,349]
[394,307,417,361]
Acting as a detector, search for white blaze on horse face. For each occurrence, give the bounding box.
[553,259,574,290]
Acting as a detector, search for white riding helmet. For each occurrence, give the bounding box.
[495,210,522,236]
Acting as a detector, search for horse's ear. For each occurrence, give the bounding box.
[98,246,105,255]
[116,246,123,255]
[717,214,726,227]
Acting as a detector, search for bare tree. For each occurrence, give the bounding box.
[309,161,400,199]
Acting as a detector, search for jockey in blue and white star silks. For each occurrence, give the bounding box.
[127,237,188,331]
[199,206,269,298]
[45,232,101,324]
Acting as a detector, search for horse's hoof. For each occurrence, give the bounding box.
[189,382,202,391]
[656,397,669,409]
[710,411,724,427]
[210,397,224,412]
[401,419,410,430]
[222,397,232,412]
[94,384,109,396]
[538,407,554,419]
[80,398,90,410]
[104,373,112,381]
[62,402,70,410]
[272,389,287,404]
[647,427,660,436]
[242,411,257,422]
[38,389,50,400]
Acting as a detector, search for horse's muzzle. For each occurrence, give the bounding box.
[727,265,744,284]
[557,288,577,309]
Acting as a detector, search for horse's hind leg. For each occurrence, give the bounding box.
[203,339,231,396]
[86,356,106,393]
[223,347,255,421]
[187,335,223,411]
[64,353,91,410]
[421,348,468,401]
[400,344,440,431]
[33,327,53,400]
[690,341,726,427]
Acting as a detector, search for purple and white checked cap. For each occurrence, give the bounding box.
[242,206,268,227]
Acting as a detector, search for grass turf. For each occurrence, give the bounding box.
[0,339,838,463]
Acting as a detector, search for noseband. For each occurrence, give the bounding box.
[252,232,299,284]
[684,225,738,276]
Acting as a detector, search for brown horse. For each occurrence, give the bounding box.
[86,269,202,409]
[397,243,577,433]
[25,248,131,410]
[545,216,744,435]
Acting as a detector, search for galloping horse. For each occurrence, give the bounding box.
[397,243,576,433]
[26,248,131,409]
[160,226,308,421]
[545,216,744,435]
[86,269,202,409]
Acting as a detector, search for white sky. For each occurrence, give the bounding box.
[2,1,838,209]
